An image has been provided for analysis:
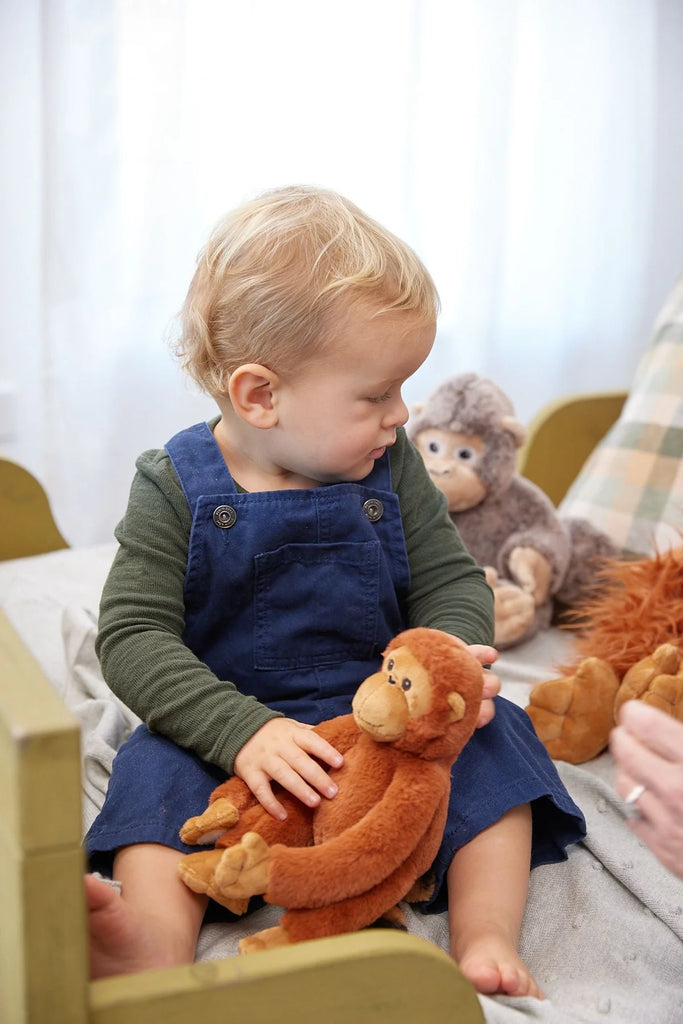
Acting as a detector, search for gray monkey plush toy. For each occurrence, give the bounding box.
[409,373,617,648]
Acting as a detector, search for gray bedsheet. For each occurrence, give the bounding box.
[2,546,682,1023]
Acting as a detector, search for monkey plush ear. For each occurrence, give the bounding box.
[447,691,466,722]
[500,415,526,448]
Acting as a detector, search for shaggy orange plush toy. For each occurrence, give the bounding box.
[526,547,683,763]
[177,628,483,952]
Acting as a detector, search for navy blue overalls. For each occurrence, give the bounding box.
[87,423,585,911]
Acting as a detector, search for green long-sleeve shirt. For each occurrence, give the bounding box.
[96,425,493,773]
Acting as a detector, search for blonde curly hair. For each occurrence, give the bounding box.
[174,185,439,397]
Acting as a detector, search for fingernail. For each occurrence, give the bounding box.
[326,784,338,798]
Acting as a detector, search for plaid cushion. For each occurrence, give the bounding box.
[559,278,683,556]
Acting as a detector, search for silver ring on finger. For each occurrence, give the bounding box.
[623,783,647,819]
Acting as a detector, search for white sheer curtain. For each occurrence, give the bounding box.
[2,0,682,545]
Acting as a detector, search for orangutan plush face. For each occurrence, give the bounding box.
[351,644,466,743]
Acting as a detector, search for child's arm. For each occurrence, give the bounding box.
[446,803,543,999]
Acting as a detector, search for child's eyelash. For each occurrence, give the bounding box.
[368,391,392,404]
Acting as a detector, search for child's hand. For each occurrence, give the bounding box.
[233,718,344,820]
[466,644,500,729]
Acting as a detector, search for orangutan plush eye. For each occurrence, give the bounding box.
[401,678,412,691]
[387,658,395,672]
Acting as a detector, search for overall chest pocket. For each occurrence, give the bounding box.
[253,541,380,669]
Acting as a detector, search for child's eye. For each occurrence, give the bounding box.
[368,391,392,404]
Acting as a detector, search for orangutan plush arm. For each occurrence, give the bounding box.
[265,756,449,909]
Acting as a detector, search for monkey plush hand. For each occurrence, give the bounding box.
[409,374,616,648]
[177,628,483,953]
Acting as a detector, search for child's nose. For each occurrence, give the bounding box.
[382,394,409,429]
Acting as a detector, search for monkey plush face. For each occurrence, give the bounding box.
[351,631,481,761]
[408,373,526,507]
[412,427,488,512]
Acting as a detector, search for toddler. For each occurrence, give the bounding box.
[85,186,585,997]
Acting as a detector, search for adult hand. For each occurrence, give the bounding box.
[234,718,343,821]
[610,700,683,879]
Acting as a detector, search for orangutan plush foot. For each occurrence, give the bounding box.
[526,657,620,764]
[179,797,240,845]
[239,924,291,954]
[214,831,271,901]
[614,644,683,718]
[177,848,250,915]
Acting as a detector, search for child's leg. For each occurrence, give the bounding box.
[447,803,542,999]
[87,843,208,979]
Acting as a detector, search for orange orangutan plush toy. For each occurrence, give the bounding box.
[177,627,483,953]
[526,546,683,763]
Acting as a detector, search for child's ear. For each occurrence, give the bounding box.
[228,364,280,428]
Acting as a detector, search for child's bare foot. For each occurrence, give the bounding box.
[453,925,543,999]
[85,873,196,979]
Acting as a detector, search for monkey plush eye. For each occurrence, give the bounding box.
[387,658,395,671]
[427,439,444,454]
[401,678,412,691]
[456,446,477,461]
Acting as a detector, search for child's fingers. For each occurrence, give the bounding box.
[238,767,289,821]
[285,750,339,801]
[234,718,343,818]
[467,644,499,668]
[296,728,344,771]
[243,756,333,820]
[476,701,495,729]
[464,644,500,729]
[481,671,500,700]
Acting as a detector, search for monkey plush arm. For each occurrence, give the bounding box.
[507,546,554,606]
[265,759,449,909]
[487,479,572,604]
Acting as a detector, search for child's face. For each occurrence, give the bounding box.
[272,302,436,483]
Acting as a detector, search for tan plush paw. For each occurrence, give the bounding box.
[507,546,552,606]
[239,925,291,954]
[178,849,250,914]
[641,672,683,719]
[614,644,682,716]
[492,580,536,647]
[178,849,224,894]
[526,657,620,763]
[179,796,240,845]
[214,831,271,899]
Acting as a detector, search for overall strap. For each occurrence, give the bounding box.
[165,422,236,509]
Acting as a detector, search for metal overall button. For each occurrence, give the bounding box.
[212,504,237,529]
[362,498,384,522]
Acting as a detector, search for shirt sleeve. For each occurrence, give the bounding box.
[390,429,495,646]
[95,448,281,774]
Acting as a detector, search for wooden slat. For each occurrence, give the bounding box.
[0,457,69,560]
[0,611,82,850]
[0,609,89,1023]
[90,931,484,1024]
